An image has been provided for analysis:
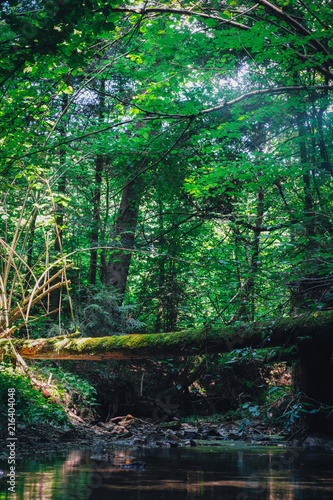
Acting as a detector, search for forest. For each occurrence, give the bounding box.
[1,0,333,439]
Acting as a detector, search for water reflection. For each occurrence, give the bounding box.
[1,444,333,499]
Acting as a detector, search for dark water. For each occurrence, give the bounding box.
[1,443,333,499]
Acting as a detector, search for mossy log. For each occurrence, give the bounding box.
[0,311,332,360]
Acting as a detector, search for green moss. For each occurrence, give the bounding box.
[1,310,333,360]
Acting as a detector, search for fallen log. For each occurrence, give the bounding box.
[0,310,332,360]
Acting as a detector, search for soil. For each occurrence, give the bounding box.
[2,413,331,460]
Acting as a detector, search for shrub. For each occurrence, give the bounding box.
[74,285,144,337]
[0,362,69,431]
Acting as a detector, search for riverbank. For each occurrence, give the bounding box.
[1,414,332,460]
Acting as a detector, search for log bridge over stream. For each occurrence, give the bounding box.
[1,310,333,426]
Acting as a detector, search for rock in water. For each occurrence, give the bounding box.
[121,460,145,469]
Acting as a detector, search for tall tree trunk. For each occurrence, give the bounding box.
[236,125,267,321]
[88,79,105,284]
[248,188,265,320]
[50,95,68,316]
[316,75,331,174]
[290,112,318,313]
[100,169,110,283]
[49,159,66,316]
[105,176,142,297]
[154,201,166,333]
[165,258,179,332]
[154,258,165,333]
[89,155,103,284]
[297,111,315,239]
[237,189,264,321]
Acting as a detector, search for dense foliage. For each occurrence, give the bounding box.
[0,1,332,349]
[0,361,69,429]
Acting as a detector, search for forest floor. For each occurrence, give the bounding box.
[1,414,332,460]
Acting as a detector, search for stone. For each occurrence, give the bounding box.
[132,436,147,445]
[156,421,181,431]
[182,429,200,439]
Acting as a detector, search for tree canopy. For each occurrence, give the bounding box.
[1,0,333,342]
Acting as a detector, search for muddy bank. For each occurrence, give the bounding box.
[2,414,332,461]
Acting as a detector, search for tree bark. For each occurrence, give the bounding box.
[105,176,142,297]
[238,187,265,320]
[89,154,103,285]
[297,111,315,239]
[50,95,68,316]
[1,310,333,360]
[89,79,105,285]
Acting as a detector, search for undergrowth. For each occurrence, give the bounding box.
[32,364,97,415]
[0,362,70,432]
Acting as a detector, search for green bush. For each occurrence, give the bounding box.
[74,285,144,337]
[0,362,69,430]
[34,365,97,412]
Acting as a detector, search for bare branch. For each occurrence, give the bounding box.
[110,6,250,31]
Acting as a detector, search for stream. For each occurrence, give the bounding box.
[1,443,333,499]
